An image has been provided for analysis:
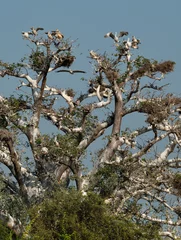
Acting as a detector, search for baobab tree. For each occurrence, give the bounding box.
[0,28,181,239]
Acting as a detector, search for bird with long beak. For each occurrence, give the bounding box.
[30,27,44,36]
[52,29,64,40]
[104,32,119,43]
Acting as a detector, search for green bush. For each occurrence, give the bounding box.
[27,190,161,240]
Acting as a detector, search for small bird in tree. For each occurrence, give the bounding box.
[22,31,32,39]
[45,31,54,40]
[52,29,64,40]
[89,50,99,59]
[131,36,141,49]
[30,27,44,36]
[104,32,119,43]
[126,53,131,62]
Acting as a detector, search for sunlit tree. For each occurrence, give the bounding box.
[0,28,180,239]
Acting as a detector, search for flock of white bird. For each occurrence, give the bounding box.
[22,27,64,41]
[104,31,140,49]
[22,28,140,52]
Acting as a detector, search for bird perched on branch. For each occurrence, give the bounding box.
[124,38,132,50]
[30,27,44,36]
[45,31,54,40]
[131,36,141,49]
[89,50,99,59]
[52,29,64,40]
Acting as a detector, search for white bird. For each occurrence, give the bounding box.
[126,53,131,62]
[124,38,132,49]
[0,96,5,102]
[104,32,119,43]
[54,136,60,147]
[18,119,27,128]
[89,50,99,59]
[22,31,32,39]
[7,215,15,229]
[131,36,141,49]
[45,31,53,40]
[41,147,48,154]
[52,29,64,40]
[35,41,45,46]
[30,27,44,35]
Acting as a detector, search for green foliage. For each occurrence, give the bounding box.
[52,134,80,158]
[27,190,161,240]
[172,173,181,192]
[0,115,8,128]
[0,60,25,74]
[92,164,127,197]
[36,133,81,159]
[0,221,11,240]
[131,56,175,80]
[29,50,46,71]
[58,106,98,137]
[133,56,155,69]
[0,220,21,240]
[139,95,181,124]
[0,176,27,224]
[118,70,130,83]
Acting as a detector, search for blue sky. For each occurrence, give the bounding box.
[0,0,180,95]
